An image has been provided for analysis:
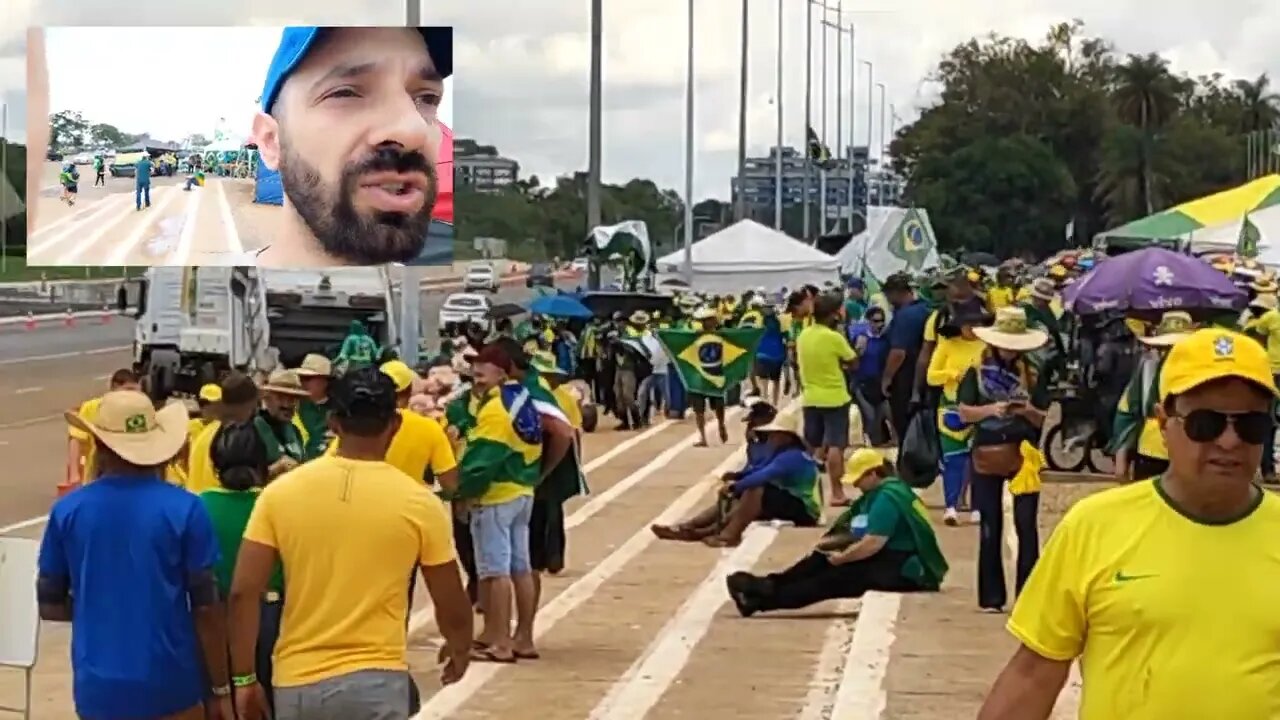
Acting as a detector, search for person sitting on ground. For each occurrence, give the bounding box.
[652,409,821,548]
[725,449,948,617]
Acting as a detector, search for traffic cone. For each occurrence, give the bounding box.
[101,305,111,324]
[24,311,35,331]
[64,309,76,327]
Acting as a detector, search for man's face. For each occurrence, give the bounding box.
[256,28,444,264]
[947,278,973,302]
[112,381,141,393]
[264,391,298,421]
[301,376,329,400]
[1159,378,1271,486]
[471,361,507,395]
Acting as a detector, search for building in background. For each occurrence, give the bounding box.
[732,145,904,237]
[454,138,519,193]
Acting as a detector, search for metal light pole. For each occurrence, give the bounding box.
[1248,132,1255,180]
[587,0,603,289]
[1,103,7,273]
[400,0,422,362]
[847,24,856,231]
[406,0,419,24]
[818,5,828,236]
[682,0,695,283]
[822,17,850,234]
[861,60,873,207]
[735,0,748,222]
[774,0,784,231]
[877,82,887,208]
[802,0,813,241]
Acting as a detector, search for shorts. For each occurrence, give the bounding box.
[529,495,566,572]
[754,358,783,381]
[470,494,534,579]
[63,184,78,193]
[758,484,818,526]
[689,393,725,414]
[274,670,411,720]
[803,404,851,449]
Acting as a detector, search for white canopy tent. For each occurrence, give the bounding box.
[1184,205,1280,267]
[836,206,940,281]
[654,219,841,293]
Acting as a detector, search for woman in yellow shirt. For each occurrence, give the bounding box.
[926,308,990,524]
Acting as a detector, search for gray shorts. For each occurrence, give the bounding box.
[274,669,411,720]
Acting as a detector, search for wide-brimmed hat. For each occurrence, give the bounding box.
[530,351,567,377]
[65,390,189,467]
[1029,277,1057,302]
[1250,293,1278,311]
[973,307,1049,352]
[295,353,333,378]
[262,369,309,396]
[1138,311,1195,347]
[629,310,651,325]
[692,306,717,320]
[842,448,888,485]
[755,412,804,444]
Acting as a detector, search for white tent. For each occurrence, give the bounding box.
[654,219,840,293]
[1185,205,1280,264]
[836,206,940,280]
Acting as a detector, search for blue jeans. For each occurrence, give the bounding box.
[135,182,151,209]
[639,372,668,418]
[470,494,534,579]
[258,596,283,710]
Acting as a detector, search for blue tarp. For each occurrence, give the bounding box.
[254,161,283,205]
[529,294,593,319]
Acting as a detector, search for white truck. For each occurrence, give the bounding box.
[128,265,400,397]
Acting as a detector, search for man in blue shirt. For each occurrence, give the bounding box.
[881,272,931,440]
[135,154,153,210]
[752,305,787,407]
[38,390,231,719]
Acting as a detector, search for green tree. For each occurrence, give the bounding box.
[49,110,91,151]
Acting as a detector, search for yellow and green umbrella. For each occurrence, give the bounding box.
[1097,175,1280,246]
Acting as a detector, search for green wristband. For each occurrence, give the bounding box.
[232,673,258,688]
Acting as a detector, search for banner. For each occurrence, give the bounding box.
[656,328,764,398]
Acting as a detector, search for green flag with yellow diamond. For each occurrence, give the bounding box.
[656,328,765,398]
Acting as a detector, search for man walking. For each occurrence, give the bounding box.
[93,154,105,186]
[135,152,153,210]
[796,293,858,506]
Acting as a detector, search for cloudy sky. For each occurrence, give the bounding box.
[4,0,1279,202]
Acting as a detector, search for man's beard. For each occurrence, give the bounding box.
[278,135,437,265]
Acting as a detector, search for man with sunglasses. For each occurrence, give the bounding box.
[979,328,1280,720]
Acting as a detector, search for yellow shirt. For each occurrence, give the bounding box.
[923,310,939,343]
[1008,480,1280,720]
[186,420,222,494]
[796,324,855,408]
[69,397,102,481]
[552,385,583,429]
[987,286,1014,312]
[188,417,208,443]
[1246,308,1280,371]
[326,410,456,484]
[243,456,455,687]
[926,336,986,400]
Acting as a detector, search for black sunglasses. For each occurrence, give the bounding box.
[1172,409,1274,445]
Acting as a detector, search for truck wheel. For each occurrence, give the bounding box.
[149,349,180,401]
[581,404,598,433]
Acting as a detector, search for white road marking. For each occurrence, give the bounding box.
[215,180,244,255]
[796,599,861,720]
[830,591,901,719]
[15,387,43,394]
[171,186,203,266]
[55,192,161,265]
[26,196,121,257]
[103,187,182,265]
[28,195,107,239]
[0,515,50,535]
[0,346,131,366]
[587,523,779,720]
[412,426,756,719]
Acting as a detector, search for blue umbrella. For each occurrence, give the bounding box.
[529,294,594,319]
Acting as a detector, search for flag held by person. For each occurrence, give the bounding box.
[657,327,765,397]
[806,126,831,167]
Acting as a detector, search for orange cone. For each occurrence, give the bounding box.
[64,309,75,327]
[24,311,35,331]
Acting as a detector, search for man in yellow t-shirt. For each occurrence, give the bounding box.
[186,373,260,494]
[188,384,222,442]
[66,368,141,485]
[228,367,473,716]
[325,360,458,492]
[980,328,1280,720]
[796,294,857,506]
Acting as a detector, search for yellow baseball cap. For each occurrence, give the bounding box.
[1158,329,1279,401]
[379,360,418,392]
[842,448,889,485]
[198,384,222,402]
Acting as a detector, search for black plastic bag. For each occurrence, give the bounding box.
[900,410,940,489]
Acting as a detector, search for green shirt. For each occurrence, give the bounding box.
[295,398,330,460]
[199,489,284,596]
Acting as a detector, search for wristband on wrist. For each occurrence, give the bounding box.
[211,684,231,697]
[232,673,258,688]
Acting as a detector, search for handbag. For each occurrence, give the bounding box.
[971,443,1023,477]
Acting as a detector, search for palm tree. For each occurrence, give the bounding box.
[1110,53,1185,214]
[1234,73,1280,132]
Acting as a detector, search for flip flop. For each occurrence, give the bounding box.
[470,646,517,663]
[703,535,740,548]
[514,650,541,660]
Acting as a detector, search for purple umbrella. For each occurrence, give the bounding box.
[1063,247,1246,315]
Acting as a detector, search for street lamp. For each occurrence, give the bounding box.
[588,0,604,289]
[735,0,748,223]
[861,60,873,207]
[821,17,851,234]
[804,1,840,242]
[683,0,695,284]
[774,0,784,231]
[876,82,886,207]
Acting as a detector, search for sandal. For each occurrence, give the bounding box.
[514,649,541,660]
[703,535,741,548]
[470,646,517,663]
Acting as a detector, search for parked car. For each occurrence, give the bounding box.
[463,262,499,293]
[526,262,555,288]
[438,292,491,332]
[73,152,94,165]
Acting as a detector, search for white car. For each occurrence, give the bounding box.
[74,152,94,165]
[463,263,499,292]
[439,292,491,331]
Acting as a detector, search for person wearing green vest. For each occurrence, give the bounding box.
[255,369,307,479]
[93,155,106,187]
[337,319,380,370]
[726,448,947,617]
[1110,312,1194,482]
[201,421,285,710]
[292,353,333,460]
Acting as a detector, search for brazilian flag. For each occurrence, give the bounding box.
[656,328,765,398]
[1238,213,1261,259]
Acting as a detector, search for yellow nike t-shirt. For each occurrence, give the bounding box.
[186,420,222,494]
[1008,479,1280,719]
[69,396,102,481]
[243,456,456,687]
[327,409,456,484]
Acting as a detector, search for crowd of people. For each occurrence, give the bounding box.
[33,247,1280,719]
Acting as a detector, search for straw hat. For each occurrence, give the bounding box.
[754,412,804,444]
[629,310,651,325]
[295,353,333,378]
[973,307,1049,352]
[1138,311,1195,347]
[1251,293,1278,311]
[64,390,189,467]
[842,448,888,485]
[1251,278,1279,294]
[692,306,717,320]
[1029,277,1057,302]
[262,369,309,397]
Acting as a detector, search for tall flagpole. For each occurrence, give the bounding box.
[847,24,856,230]
[802,0,812,240]
[682,0,695,283]
[774,0,784,230]
[735,0,748,222]
[833,0,843,233]
[400,0,422,363]
[587,0,603,288]
[862,60,873,207]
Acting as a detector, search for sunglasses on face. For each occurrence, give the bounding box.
[1171,409,1274,445]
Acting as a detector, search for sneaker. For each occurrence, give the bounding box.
[943,507,959,526]
[970,510,981,524]
[980,606,1005,614]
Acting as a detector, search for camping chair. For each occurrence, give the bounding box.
[0,538,40,720]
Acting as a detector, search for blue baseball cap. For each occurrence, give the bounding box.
[260,26,453,114]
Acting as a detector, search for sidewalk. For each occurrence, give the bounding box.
[880,479,1096,719]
